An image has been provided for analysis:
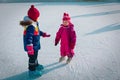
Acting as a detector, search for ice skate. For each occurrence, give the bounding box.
[59,57,65,62]
[66,57,72,64]
[28,70,42,79]
[36,64,44,71]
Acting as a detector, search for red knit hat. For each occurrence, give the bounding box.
[28,5,40,21]
[62,13,71,21]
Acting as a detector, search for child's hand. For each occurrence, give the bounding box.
[55,40,59,46]
[43,33,51,37]
[26,45,34,55]
[55,42,58,46]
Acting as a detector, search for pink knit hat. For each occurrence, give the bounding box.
[62,13,71,21]
[27,5,40,21]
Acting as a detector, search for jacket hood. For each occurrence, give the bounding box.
[20,20,32,26]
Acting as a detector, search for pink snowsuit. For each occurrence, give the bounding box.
[55,23,76,58]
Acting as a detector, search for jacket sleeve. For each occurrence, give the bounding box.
[55,27,63,44]
[26,25,34,45]
[39,30,44,36]
[70,27,76,49]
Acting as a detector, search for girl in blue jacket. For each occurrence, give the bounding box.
[20,5,50,72]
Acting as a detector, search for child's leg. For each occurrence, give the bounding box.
[59,51,66,62]
[28,55,36,71]
[59,46,66,62]
[67,49,74,58]
[60,46,67,57]
[34,51,44,71]
[66,49,74,64]
[34,51,38,66]
[28,51,38,71]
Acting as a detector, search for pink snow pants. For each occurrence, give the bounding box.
[60,44,74,58]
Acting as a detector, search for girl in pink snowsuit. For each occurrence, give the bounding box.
[55,13,76,64]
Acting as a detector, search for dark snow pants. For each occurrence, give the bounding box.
[28,51,38,71]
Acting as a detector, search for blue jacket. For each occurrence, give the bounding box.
[23,24,44,51]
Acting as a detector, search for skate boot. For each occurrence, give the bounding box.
[66,57,72,64]
[59,57,65,62]
[36,64,44,71]
[35,60,44,71]
[28,70,42,79]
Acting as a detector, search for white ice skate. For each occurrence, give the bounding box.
[59,57,65,62]
[66,57,72,64]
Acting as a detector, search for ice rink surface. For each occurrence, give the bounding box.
[0,2,120,80]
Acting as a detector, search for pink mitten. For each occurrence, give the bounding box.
[26,45,34,55]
